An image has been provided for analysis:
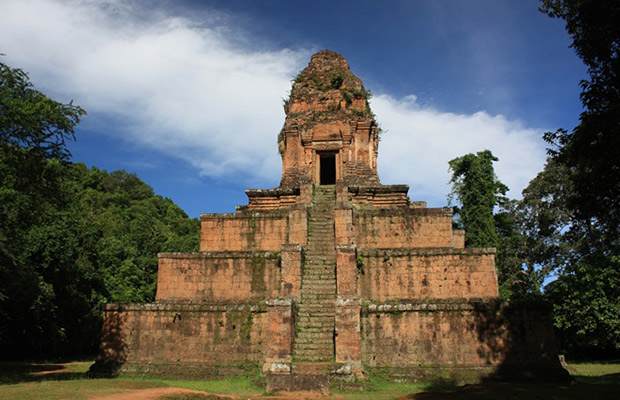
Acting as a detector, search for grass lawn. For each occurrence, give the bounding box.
[0,361,618,400]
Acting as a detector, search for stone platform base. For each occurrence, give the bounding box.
[266,373,330,394]
[364,364,570,383]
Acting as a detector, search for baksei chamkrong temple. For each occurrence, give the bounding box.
[93,50,566,392]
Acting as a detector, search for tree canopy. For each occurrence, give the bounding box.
[0,61,199,359]
[536,0,620,357]
[540,0,620,244]
[0,61,85,160]
[448,150,508,248]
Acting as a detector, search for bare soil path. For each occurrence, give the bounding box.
[85,387,233,400]
[86,388,343,400]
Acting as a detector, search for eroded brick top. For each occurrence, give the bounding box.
[279,50,380,187]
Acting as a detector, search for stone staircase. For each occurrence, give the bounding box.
[293,185,337,363]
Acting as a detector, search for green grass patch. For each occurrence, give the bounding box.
[1,361,619,400]
[568,362,620,377]
[0,378,166,400]
[135,376,263,396]
[160,394,222,400]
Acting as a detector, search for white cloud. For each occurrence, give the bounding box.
[373,94,547,205]
[0,0,547,205]
[0,0,307,185]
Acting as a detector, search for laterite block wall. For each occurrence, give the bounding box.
[98,304,268,377]
[357,248,498,300]
[200,212,288,251]
[361,301,561,378]
[353,209,454,248]
[156,252,281,302]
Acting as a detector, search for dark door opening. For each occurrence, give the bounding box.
[320,154,336,185]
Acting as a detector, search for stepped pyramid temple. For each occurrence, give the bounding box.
[94,50,565,391]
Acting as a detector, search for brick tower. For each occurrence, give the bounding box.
[94,50,566,391]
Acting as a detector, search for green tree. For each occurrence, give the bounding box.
[0,61,88,357]
[1,61,85,160]
[540,0,620,244]
[529,1,620,358]
[0,61,200,359]
[495,158,574,299]
[546,256,620,358]
[448,150,508,248]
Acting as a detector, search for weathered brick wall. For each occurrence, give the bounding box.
[200,211,288,251]
[156,252,281,302]
[357,248,498,300]
[348,185,409,208]
[354,208,454,248]
[361,300,562,378]
[97,303,268,377]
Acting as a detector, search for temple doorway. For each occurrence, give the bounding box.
[319,154,336,185]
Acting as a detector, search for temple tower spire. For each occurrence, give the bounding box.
[279,50,380,187]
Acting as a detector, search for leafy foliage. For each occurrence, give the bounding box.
[496,158,575,299]
[0,62,199,359]
[0,154,200,359]
[546,256,620,357]
[527,0,620,358]
[448,150,508,248]
[0,62,85,160]
[540,0,620,244]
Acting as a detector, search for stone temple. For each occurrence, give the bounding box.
[94,50,565,391]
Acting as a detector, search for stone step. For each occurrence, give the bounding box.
[294,346,334,355]
[296,318,335,325]
[296,313,335,320]
[301,286,336,292]
[304,270,333,275]
[296,330,334,336]
[297,302,335,308]
[297,318,334,325]
[303,268,335,273]
[302,276,336,280]
[290,362,333,375]
[305,254,336,259]
[301,294,336,299]
[301,281,335,286]
[295,340,333,348]
[301,285,336,294]
[303,266,335,270]
[302,281,336,287]
[297,307,335,313]
[302,275,336,281]
[297,309,334,314]
[301,290,336,296]
[297,307,335,312]
[295,332,333,340]
[297,313,334,319]
[296,310,335,317]
[296,329,334,336]
[301,288,336,294]
[299,296,335,301]
[302,295,336,301]
[296,322,334,329]
[293,352,333,362]
[302,273,335,277]
[302,275,336,280]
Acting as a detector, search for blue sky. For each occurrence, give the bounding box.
[0,0,586,218]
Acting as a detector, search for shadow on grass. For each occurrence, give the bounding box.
[395,372,620,400]
[0,362,91,385]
